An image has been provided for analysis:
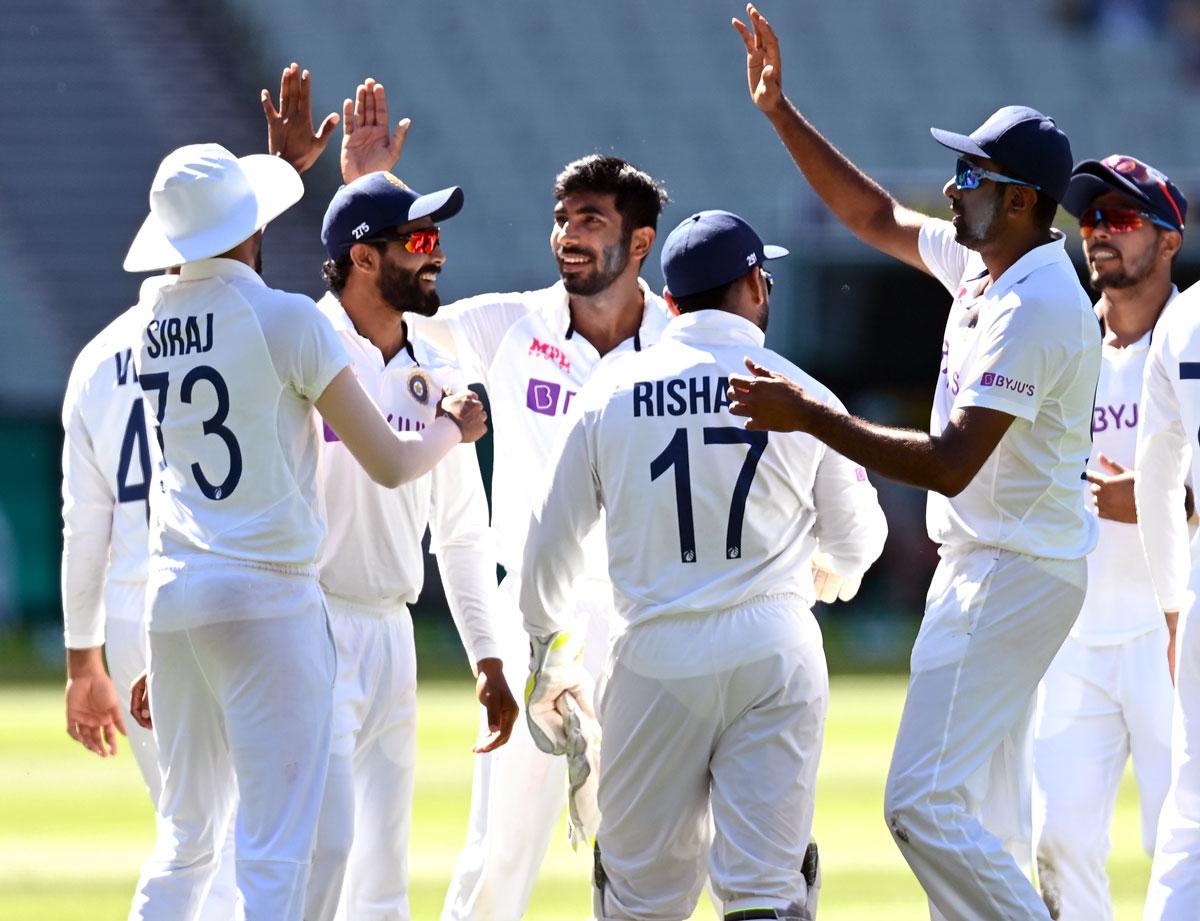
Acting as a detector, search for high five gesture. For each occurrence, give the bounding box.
[732,4,784,114]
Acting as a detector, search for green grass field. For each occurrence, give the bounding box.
[0,675,1151,920]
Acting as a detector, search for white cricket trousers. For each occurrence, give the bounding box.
[594,595,827,921]
[306,594,418,921]
[1144,596,1200,920]
[130,566,335,921]
[442,572,613,921]
[884,544,1085,921]
[1033,627,1173,921]
[105,584,240,921]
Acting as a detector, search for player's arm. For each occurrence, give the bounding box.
[729,359,1013,496]
[1134,336,1191,681]
[428,438,518,753]
[518,415,603,636]
[314,367,484,487]
[60,386,127,757]
[518,413,603,754]
[408,296,533,384]
[732,5,930,272]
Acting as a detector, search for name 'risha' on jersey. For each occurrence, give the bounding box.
[632,373,733,418]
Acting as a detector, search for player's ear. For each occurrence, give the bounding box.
[1005,184,1038,219]
[663,288,680,316]
[629,226,655,264]
[747,266,767,307]
[1159,228,1183,263]
[349,242,380,274]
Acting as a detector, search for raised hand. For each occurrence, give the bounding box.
[341,78,411,184]
[1085,452,1137,523]
[65,668,127,757]
[439,391,488,443]
[262,63,340,175]
[731,4,784,113]
[473,658,519,753]
[727,357,813,432]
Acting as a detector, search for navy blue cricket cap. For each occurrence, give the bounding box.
[661,210,788,298]
[321,171,464,260]
[931,105,1074,203]
[1063,154,1186,232]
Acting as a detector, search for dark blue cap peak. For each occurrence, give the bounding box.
[661,210,788,299]
[321,171,464,260]
[931,105,1073,203]
[1063,155,1186,232]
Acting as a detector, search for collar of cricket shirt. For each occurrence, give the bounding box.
[984,229,1069,301]
[177,257,267,286]
[662,309,766,348]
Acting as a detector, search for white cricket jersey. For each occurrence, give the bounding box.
[519,310,888,633]
[1075,290,1180,645]
[60,276,172,647]
[135,259,349,630]
[314,293,500,663]
[1136,282,1200,612]
[918,220,1100,559]
[423,279,671,575]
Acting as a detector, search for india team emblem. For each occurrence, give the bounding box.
[407,370,432,405]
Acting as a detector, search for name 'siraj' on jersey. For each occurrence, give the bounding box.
[633,373,733,418]
[143,313,215,359]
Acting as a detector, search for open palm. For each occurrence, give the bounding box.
[340,78,410,183]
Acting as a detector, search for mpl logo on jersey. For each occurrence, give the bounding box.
[526,378,577,417]
[979,372,1035,397]
[528,338,571,372]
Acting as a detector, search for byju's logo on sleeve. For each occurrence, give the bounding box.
[980,372,1035,397]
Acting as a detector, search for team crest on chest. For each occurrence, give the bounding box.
[407,369,432,405]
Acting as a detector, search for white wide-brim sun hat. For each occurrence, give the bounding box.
[124,143,304,273]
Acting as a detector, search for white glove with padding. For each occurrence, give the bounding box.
[811,551,862,604]
[525,631,594,755]
[556,694,601,850]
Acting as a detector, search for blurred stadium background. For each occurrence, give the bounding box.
[0,0,1196,916]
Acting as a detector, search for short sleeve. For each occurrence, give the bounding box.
[263,294,350,402]
[953,298,1048,422]
[432,294,531,383]
[918,219,973,295]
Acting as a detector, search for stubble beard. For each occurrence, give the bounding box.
[1089,245,1157,292]
[561,236,631,297]
[954,189,1004,250]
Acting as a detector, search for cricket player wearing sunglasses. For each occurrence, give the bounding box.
[1032,155,1185,921]
[260,72,517,921]
[729,6,1100,919]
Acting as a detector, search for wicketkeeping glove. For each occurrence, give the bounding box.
[556,693,601,850]
[525,631,593,755]
[811,551,862,603]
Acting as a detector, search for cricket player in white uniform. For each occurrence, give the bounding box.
[407,153,674,920]
[1033,156,1186,921]
[520,210,887,921]
[1134,277,1200,919]
[120,142,486,921]
[60,278,240,920]
[301,170,518,921]
[729,9,1099,919]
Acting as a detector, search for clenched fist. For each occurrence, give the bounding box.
[439,391,488,443]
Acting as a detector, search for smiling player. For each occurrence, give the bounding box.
[726,7,1099,918]
[1033,155,1185,921]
